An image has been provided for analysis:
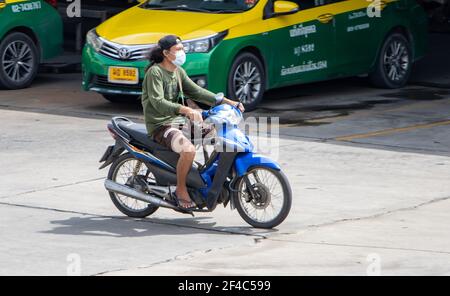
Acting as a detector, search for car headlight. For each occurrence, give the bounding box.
[182,30,228,53]
[86,29,104,52]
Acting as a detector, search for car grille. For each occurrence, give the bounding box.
[92,75,143,91]
[99,38,154,61]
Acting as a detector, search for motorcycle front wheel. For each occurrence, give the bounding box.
[107,153,159,218]
[234,167,292,229]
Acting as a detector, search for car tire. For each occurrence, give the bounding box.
[369,33,413,89]
[227,52,265,111]
[102,94,140,104]
[0,32,39,90]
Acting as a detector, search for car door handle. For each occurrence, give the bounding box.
[317,13,334,24]
[368,0,387,11]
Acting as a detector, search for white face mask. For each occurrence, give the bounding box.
[172,50,186,67]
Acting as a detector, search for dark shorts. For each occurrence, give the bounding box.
[152,121,214,152]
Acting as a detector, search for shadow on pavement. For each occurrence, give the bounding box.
[41,215,275,237]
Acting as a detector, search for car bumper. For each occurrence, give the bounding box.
[82,44,213,96]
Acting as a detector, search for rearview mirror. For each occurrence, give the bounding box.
[272,1,299,17]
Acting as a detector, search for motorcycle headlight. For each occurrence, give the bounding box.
[182,30,228,54]
[226,108,243,126]
[207,105,242,126]
[86,29,104,52]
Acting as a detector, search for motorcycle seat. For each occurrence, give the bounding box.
[117,121,168,152]
[112,117,203,183]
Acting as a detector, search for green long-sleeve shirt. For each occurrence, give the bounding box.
[141,64,218,135]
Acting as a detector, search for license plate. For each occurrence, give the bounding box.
[108,67,139,84]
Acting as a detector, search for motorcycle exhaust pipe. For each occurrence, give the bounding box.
[104,179,178,210]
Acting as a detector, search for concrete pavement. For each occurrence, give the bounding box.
[107,198,450,276]
[0,104,449,275]
[1,38,450,274]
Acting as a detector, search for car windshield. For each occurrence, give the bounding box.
[142,0,260,13]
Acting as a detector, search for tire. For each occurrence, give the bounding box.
[102,94,140,103]
[234,167,292,229]
[0,32,39,90]
[369,33,413,89]
[107,153,159,218]
[227,52,266,111]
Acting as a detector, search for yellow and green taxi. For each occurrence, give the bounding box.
[82,0,428,110]
[0,0,63,89]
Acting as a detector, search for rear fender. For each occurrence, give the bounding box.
[99,140,125,169]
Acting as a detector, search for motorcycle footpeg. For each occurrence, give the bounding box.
[174,207,195,217]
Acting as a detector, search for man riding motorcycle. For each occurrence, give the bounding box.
[142,35,245,209]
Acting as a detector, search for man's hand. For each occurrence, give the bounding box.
[234,101,245,113]
[222,98,245,113]
[179,106,203,123]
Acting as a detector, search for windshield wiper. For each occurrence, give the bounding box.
[146,5,212,13]
[209,9,243,13]
[144,3,163,8]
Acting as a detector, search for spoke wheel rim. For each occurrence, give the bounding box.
[383,40,409,82]
[237,168,285,223]
[112,158,154,212]
[1,40,34,83]
[233,60,262,105]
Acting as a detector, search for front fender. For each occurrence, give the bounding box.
[234,152,280,177]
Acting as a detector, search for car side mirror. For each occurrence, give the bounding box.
[272,1,300,17]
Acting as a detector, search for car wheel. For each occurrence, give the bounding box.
[102,94,140,103]
[369,33,412,89]
[227,52,265,111]
[0,32,39,90]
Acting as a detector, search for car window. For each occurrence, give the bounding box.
[291,0,346,10]
[143,0,260,12]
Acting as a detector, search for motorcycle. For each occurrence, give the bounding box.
[99,104,292,229]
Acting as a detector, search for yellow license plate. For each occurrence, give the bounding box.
[108,67,139,85]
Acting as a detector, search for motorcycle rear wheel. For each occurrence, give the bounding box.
[108,153,159,218]
[234,167,292,229]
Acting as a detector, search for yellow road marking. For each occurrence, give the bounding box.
[335,120,450,141]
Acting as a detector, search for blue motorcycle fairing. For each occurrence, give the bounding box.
[216,126,254,152]
[206,104,254,152]
[205,104,242,123]
[200,153,219,192]
[125,143,175,172]
[234,152,281,177]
